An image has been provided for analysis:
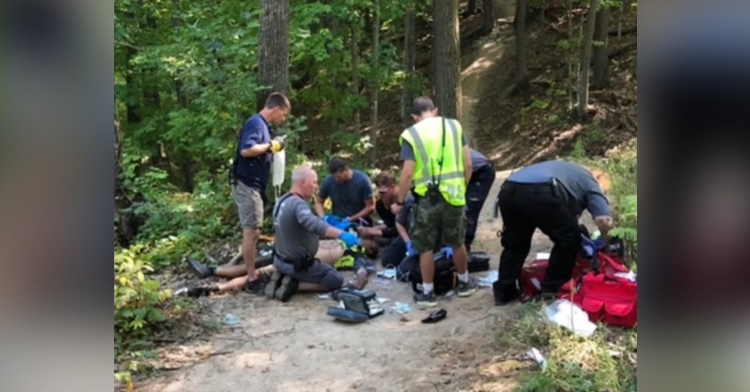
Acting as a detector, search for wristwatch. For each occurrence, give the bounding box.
[396,200,405,206]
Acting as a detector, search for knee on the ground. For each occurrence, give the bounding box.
[319,268,344,291]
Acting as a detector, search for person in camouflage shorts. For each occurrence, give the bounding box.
[409,196,466,253]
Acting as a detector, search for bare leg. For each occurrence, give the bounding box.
[221,249,243,267]
[216,265,275,292]
[242,229,260,281]
[452,244,469,275]
[348,268,369,289]
[215,265,248,279]
[419,250,435,284]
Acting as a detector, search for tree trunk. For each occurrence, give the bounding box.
[514,0,530,93]
[432,0,462,119]
[351,22,361,131]
[468,0,478,15]
[592,7,610,90]
[577,0,598,118]
[369,0,380,164]
[257,0,290,112]
[481,0,494,36]
[402,2,416,123]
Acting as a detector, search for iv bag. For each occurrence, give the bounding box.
[272,149,286,188]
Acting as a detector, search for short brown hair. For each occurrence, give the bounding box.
[373,171,396,187]
[264,92,290,110]
[411,96,435,116]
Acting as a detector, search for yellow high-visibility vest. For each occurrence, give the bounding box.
[399,116,466,207]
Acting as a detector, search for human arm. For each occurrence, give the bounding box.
[349,178,376,221]
[293,199,356,242]
[314,178,331,217]
[396,222,410,243]
[462,136,472,185]
[586,189,614,238]
[238,119,273,158]
[397,140,416,205]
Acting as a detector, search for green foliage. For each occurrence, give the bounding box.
[114,246,174,354]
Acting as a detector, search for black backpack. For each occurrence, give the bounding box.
[407,250,457,295]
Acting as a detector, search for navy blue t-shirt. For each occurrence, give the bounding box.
[234,114,273,191]
[318,170,374,219]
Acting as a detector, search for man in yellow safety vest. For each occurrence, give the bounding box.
[393,96,478,307]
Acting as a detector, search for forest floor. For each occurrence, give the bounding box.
[132,170,583,392]
[123,3,637,391]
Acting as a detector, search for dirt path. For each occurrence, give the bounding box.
[140,170,559,392]
[460,0,516,148]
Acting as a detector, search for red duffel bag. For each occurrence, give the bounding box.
[565,272,638,328]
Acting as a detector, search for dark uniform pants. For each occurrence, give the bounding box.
[464,164,496,252]
[495,180,581,294]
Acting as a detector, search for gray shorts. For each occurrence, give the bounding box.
[273,258,344,291]
[232,181,264,230]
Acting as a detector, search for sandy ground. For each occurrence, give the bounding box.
[138,169,563,392]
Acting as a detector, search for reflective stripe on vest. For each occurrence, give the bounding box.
[400,117,466,206]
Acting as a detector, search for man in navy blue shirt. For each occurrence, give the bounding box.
[229,92,290,294]
[314,157,376,225]
[493,160,615,305]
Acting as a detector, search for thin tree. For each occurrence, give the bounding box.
[577,0,599,118]
[257,0,290,111]
[514,0,530,93]
[592,5,611,89]
[369,0,381,164]
[402,1,417,124]
[432,0,462,119]
[481,0,494,36]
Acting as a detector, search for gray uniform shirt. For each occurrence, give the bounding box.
[507,160,610,218]
[272,193,332,261]
[469,149,491,172]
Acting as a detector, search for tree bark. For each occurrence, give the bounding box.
[402,1,417,123]
[577,0,598,118]
[257,0,290,112]
[369,0,380,164]
[514,0,530,93]
[351,22,361,131]
[481,0,494,36]
[432,0,462,119]
[468,0,479,15]
[592,7,610,90]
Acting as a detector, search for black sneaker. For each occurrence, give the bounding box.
[244,278,264,295]
[456,279,478,297]
[264,270,283,299]
[187,284,218,298]
[186,257,213,279]
[493,288,521,306]
[274,275,298,302]
[413,291,438,307]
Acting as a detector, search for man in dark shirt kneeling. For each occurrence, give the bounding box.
[493,160,615,305]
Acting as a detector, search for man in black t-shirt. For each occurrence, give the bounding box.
[357,172,401,254]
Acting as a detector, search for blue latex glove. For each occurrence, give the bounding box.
[441,246,454,259]
[338,231,360,248]
[405,241,419,257]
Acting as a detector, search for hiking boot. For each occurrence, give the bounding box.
[186,257,213,279]
[186,284,219,298]
[456,279,478,297]
[274,275,299,302]
[493,288,521,306]
[264,269,283,299]
[413,291,438,308]
[244,278,264,295]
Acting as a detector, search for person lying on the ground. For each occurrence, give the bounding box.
[356,171,402,255]
[314,157,375,226]
[267,166,373,302]
[381,193,446,279]
[182,239,375,299]
[181,260,276,298]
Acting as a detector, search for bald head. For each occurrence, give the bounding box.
[290,166,319,199]
[291,166,315,184]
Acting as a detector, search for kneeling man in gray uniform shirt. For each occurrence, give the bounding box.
[266,166,364,302]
